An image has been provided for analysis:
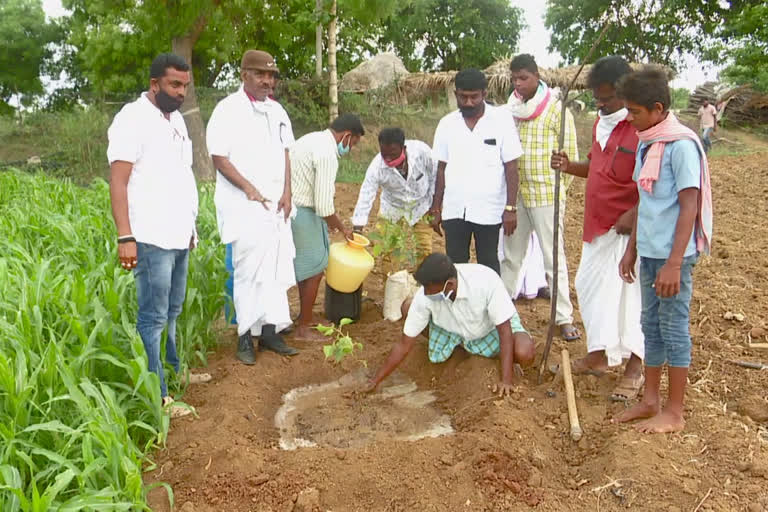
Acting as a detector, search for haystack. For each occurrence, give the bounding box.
[340,53,409,93]
[401,60,675,103]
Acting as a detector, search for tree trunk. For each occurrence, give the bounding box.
[328,0,338,121]
[172,21,215,181]
[315,0,323,79]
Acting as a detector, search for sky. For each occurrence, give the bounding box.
[42,0,720,90]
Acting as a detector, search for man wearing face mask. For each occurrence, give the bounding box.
[365,253,535,397]
[430,69,523,275]
[550,56,644,401]
[351,127,437,263]
[107,53,203,418]
[207,49,299,365]
[289,113,365,341]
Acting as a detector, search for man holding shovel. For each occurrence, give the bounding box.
[551,56,645,401]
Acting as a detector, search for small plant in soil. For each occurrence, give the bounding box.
[316,318,363,363]
[368,216,421,274]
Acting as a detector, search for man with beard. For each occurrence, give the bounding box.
[207,49,299,364]
[551,56,644,401]
[429,69,523,274]
[107,53,206,418]
[501,53,580,341]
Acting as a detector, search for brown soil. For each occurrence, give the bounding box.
[147,155,768,512]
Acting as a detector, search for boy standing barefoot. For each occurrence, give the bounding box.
[613,68,713,433]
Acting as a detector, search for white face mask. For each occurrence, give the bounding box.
[425,280,454,302]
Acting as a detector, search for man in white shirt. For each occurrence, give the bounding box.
[430,69,523,275]
[697,100,718,153]
[290,114,364,341]
[352,127,437,263]
[366,253,534,396]
[207,49,299,365]
[107,53,201,418]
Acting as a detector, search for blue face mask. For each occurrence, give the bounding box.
[425,280,455,302]
[337,134,350,156]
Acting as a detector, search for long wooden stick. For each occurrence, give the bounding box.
[537,23,612,384]
[561,349,583,441]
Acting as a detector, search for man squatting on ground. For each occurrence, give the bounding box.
[108,53,207,418]
[352,127,437,263]
[614,68,713,433]
[501,54,580,341]
[550,56,645,402]
[429,69,523,275]
[207,49,299,365]
[366,253,535,397]
[289,113,365,341]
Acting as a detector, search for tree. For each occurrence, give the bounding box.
[0,0,59,112]
[718,3,768,92]
[544,0,729,71]
[373,0,525,72]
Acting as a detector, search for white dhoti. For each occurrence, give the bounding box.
[232,209,296,337]
[498,228,548,299]
[574,229,644,366]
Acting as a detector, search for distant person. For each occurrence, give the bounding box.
[207,49,299,365]
[107,53,208,419]
[551,56,644,401]
[430,69,523,275]
[365,253,535,397]
[614,67,713,433]
[698,99,717,153]
[502,53,580,341]
[290,113,364,341]
[352,127,437,263]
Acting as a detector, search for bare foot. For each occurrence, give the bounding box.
[612,401,659,424]
[634,409,685,434]
[571,355,608,376]
[293,325,328,342]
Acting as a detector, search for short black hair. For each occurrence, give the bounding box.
[509,54,538,74]
[587,56,632,89]
[330,113,365,136]
[617,67,671,111]
[414,253,457,286]
[378,127,405,147]
[455,69,487,91]
[150,53,190,79]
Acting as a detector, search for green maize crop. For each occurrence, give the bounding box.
[0,170,226,510]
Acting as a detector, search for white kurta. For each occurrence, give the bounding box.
[207,87,296,335]
[574,229,644,366]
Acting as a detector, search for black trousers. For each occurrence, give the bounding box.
[442,219,501,275]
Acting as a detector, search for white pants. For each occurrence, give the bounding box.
[232,212,296,337]
[501,201,573,325]
[497,229,548,299]
[575,229,644,366]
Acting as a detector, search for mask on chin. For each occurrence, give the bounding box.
[155,90,184,113]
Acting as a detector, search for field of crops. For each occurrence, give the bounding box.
[0,171,225,510]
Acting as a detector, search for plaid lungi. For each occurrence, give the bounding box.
[427,313,526,363]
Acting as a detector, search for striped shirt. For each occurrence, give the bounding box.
[516,99,578,208]
[290,129,339,217]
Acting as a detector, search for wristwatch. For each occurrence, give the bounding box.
[504,205,517,213]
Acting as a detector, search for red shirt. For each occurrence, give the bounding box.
[583,118,639,243]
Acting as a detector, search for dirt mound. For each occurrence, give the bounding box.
[146,155,768,512]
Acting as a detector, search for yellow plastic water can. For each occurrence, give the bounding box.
[326,233,375,293]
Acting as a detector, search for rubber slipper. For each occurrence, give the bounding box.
[610,374,645,402]
[560,324,582,341]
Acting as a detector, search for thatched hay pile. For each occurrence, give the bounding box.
[340,53,409,93]
[719,86,768,124]
[400,60,674,103]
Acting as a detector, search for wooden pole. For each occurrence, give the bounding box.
[561,349,583,441]
[315,0,323,79]
[327,0,339,122]
[537,23,612,384]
